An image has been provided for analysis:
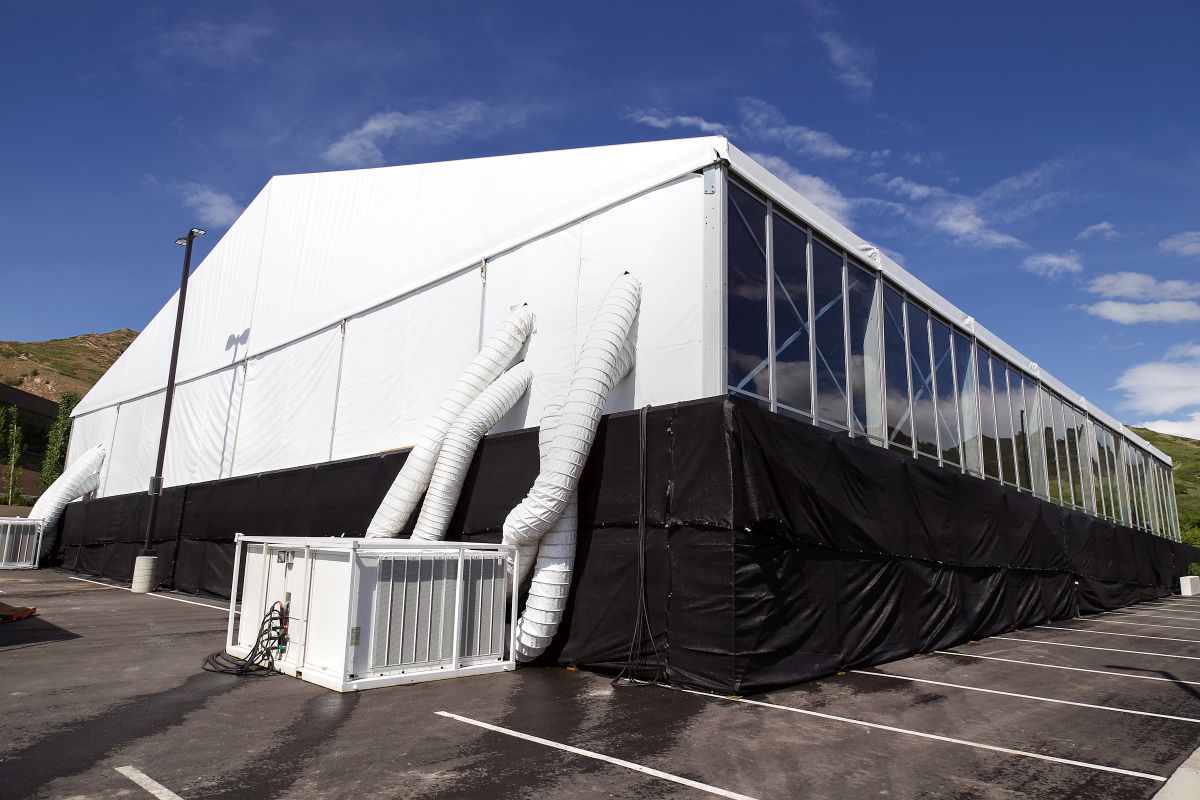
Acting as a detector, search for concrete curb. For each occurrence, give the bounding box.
[1155,743,1200,799]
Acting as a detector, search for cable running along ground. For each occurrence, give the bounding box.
[202,601,289,676]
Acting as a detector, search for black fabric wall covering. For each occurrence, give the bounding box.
[55,396,1200,693]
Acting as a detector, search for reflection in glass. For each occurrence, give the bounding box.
[812,240,848,428]
[726,183,769,401]
[1007,367,1031,491]
[953,332,981,474]
[883,285,913,452]
[847,263,884,439]
[1023,377,1047,497]
[1041,389,1061,504]
[906,303,938,459]
[1052,396,1074,507]
[932,319,960,465]
[994,363,1017,485]
[978,351,1000,479]
[771,213,811,415]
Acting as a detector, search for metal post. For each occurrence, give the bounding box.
[132,227,205,593]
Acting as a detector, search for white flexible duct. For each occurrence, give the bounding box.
[28,444,107,556]
[512,384,570,589]
[366,306,535,538]
[502,274,640,550]
[411,362,533,541]
[515,339,634,661]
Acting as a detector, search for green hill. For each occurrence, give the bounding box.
[0,329,136,403]
[1132,426,1200,547]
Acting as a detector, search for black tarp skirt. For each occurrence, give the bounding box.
[56,396,1200,693]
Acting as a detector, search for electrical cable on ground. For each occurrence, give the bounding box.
[202,601,288,677]
[613,405,667,688]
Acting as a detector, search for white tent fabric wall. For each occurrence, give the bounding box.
[102,390,165,496]
[65,404,118,492]
[162,365,243,486]
[66,140,718,497]
[331,271,484,462]
[231,328,343,477]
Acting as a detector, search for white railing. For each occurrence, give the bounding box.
[0,518,42,569]
[226,535,518,692]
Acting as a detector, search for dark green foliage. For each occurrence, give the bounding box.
[41,390,80,490]
[5,405,22,505]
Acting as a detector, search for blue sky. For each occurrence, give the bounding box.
[2,1,1198,435]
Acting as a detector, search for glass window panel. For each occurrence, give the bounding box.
[931,319,960,465]
[847,263,883,439]
[771,213,811,415]
[812,239,848,428]
[1052,396,1074,508]
[906,303,938,460]
[1008,367,1032,491]
[1023,377,1047,497]
[1063,407,1085,510]
[978,351,1001,480]
[953,332,981,474]
[1040,389,1062,504]
[1125,446,1141,528]
[1090,423,1109,520]
[994,362,1017,485]
[726,183,769,401]
[883,285,913,452]
[1106,432,1124,522]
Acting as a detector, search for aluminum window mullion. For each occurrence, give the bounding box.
[842,254,853,434]
[765,201,776,412]
[902,297,916,456]
[806,229,817,425]
[874,272,888,447]
[925,313,942,465]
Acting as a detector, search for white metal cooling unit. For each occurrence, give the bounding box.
[226,535,518,692]
[0,518,42,569]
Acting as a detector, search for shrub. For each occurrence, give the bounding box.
[1189,563,1200,578]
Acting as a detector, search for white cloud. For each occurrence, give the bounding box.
[625,110,731,136]
[1138,413,1200,440]
[738,98,857,160]
[1020,250,1083,278]
[746,152,854,227]
[816,31,876,98]
[1085,272,1200,301]
[1076,221,1119,241]
[869,173,1024,249]
[152,20,274,69]
[322,100,534,168]
[1159,231,1200,259]
[1086,300,1200,324]
[1115,343,1200,417]
[178,183,242,228]
[902,151,946,169]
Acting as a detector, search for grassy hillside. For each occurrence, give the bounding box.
[0,329,136,402]
[1132,426,1200,547]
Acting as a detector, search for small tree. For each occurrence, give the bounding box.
[41,390,80,490]
[5,405,23,505]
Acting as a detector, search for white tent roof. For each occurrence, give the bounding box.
[76,135,1168,464]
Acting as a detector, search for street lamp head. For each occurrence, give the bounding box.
[175,228,207,246]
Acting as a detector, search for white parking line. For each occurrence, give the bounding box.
[1082,618,1200,634]
[67,575,236,614]
[936,650,1200,687]
[679,689,1164,782]
[115,766,184,800]
[994,635,1200,661]
[1098,611,1200,625]
[850,669,1200,724]
[1133,605,1200,616]
[1035,625,1200,645]
[436,711,759,800]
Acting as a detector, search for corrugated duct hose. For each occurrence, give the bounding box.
[506,273,641,662]
[411,362,533,541]
[28,444,107,557]
[366,306,535,538]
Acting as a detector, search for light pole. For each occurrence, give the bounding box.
[131,227,205,593]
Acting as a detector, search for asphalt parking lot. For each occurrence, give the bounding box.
[2,570,1199,799]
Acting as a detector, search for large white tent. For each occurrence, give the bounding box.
[66,136,1179,540]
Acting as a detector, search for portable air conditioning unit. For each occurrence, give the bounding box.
[0,518,42,569]
[225,535,518,692]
